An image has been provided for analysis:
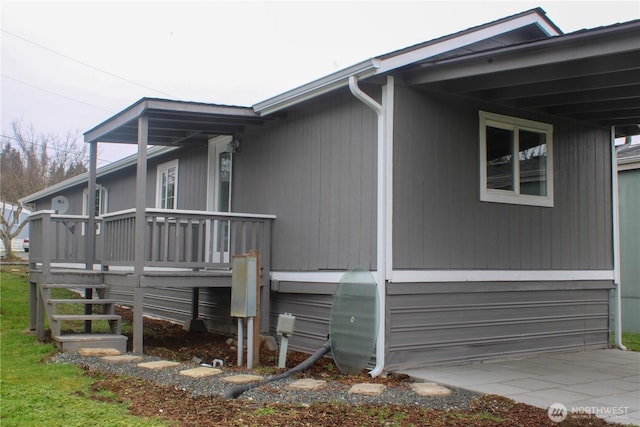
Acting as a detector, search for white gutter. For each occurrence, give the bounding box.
[254,59,380,116]
[611,127,627,351]
[348,75,394,377]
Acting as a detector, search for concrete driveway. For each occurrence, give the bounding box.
[401,349,640,425]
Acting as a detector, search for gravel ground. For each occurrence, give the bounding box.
[51,352,481,410]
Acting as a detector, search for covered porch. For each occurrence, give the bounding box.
[28,98,275,354]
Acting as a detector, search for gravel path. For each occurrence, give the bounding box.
[52,352,481,410]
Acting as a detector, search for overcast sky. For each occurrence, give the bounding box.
[2,0,639,166]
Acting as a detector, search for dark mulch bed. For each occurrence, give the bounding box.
[69,307,618,426]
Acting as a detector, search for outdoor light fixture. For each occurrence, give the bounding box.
[227,139,240,153]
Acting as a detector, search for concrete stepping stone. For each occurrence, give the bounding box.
[137,360,181,370]
[79,347,121,356]
[179,367,223,378]
[101,354,143,363]
[348,383,386,396]
[221,374,263,384]
[286,379,327,390]
[411,382,452,396]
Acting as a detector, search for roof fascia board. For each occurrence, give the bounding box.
[405,23,640,85]
[377,12,561,74]
[144,99,259,117]
[85,99,261,144]
[618,155,640,170]
[20,146,177,204]
[253,10,558,115]
[253,59,380,115]
[84,99,148,143]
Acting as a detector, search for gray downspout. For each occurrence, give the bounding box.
[611,127,627,350]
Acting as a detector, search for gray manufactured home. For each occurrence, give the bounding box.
[22,9,640,374]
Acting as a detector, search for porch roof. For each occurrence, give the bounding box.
[84,98,268,145]
[401,19,640,137]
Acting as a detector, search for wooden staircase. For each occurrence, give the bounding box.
[40,282,128,353]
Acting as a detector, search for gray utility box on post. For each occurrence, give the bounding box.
[230,255,258,318]
[276,313,296,336]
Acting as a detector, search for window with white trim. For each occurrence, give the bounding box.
[82,185,108,235]
[479,111,553,207]
[156,160,178,209]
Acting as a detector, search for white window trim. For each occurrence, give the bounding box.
[156,159,179,209]
[82,185,108,235]
[479,111,554,207]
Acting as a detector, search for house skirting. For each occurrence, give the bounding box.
[384,280,612,371]
[270,274,613,373]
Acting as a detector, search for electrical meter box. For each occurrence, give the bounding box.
[276,313,296,336]
[230,254,258,318]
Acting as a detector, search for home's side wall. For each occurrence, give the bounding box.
[386,86,614,370]
[234,89,378,272]
[393,87,612,270]
[618,167,640,333]
[231,89,378,351]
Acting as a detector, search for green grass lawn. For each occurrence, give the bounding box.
[619,332,640,351]
[0,266,167,427]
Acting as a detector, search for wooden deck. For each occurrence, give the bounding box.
[27,209,274,354]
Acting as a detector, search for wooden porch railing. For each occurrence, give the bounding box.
[28,211,103,269]
[29,208,274,272]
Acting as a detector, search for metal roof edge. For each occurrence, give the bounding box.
[252,59,380,115]
[377,9,561,74]
[618,157,640,171]
[252,9,561,116]
[20,145,177,204]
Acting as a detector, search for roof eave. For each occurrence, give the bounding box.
[252,9,560,116]
[253,59,380,116]
[19,146,177,204]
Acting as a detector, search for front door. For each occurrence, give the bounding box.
[207,136,233,263]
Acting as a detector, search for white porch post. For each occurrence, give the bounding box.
[133,116,148,354]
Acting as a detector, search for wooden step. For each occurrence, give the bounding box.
[47,299,118,305]
[53,333,128,353]
[51,314,120,321]
[43,283,108,289]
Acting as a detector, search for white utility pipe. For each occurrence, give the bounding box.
[237,318,244,366]
[247,317,255,369]
[348,75,392,377]
[610,128,627,350]
[278,335,290,369]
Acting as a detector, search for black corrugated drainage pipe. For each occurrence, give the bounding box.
[223,340,332,399]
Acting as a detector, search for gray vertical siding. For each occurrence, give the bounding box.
[386,281,612,370]
[393,86,613,270]
[618,168,640,333]
[234,90,377,271]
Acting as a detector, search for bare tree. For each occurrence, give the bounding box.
[0,120,87,259]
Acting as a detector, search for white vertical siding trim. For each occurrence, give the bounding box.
[391,269,614,282]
